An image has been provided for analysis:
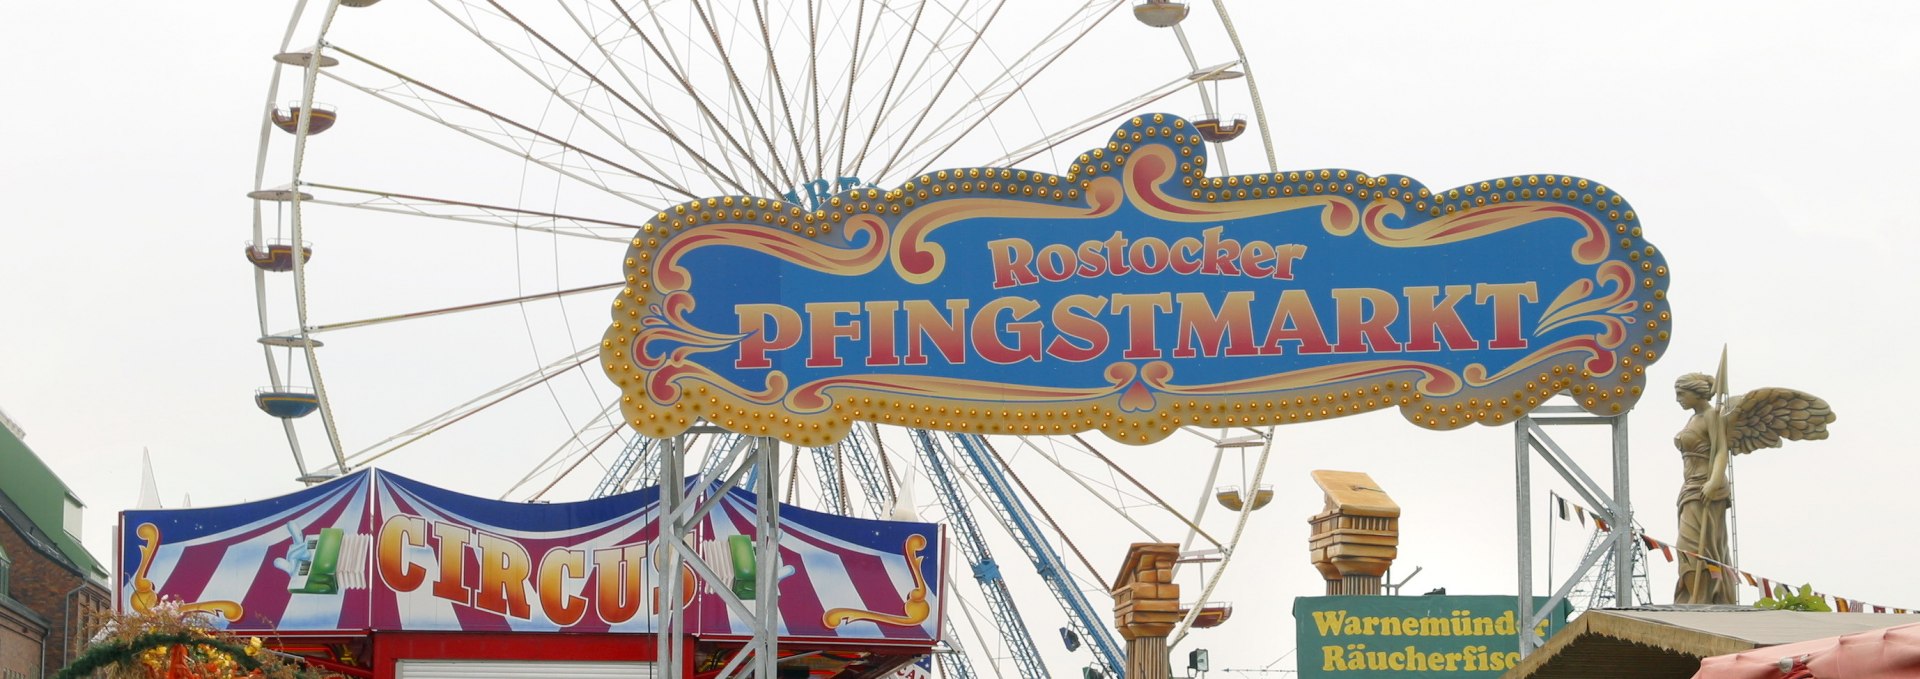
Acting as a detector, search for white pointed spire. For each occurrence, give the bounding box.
[136,448,163,509]
[887,454,922,522]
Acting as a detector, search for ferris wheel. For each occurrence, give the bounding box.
[247,0,1281,675]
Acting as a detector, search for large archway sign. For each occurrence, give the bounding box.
[601,114,1671,447]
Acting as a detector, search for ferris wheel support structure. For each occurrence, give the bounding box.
[945,432,1125,675]
[912,429,1051,679]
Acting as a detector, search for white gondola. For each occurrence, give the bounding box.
[1134,0,1190,28]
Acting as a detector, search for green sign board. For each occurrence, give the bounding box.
[1293,595,1571,677]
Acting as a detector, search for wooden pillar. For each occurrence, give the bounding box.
[1307,470,1400,596]
[1113,543,1181,679]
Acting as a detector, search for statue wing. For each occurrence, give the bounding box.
[1723,387,1835,455]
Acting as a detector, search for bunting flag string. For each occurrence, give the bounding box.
[1545,491,1916,615]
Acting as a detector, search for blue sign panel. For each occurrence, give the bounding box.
[603,114,1670,445]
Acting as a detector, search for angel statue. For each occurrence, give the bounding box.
[1672,361,1836,605]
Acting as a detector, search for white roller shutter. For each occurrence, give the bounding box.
[395,660,657,678]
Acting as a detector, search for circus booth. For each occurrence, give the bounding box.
[117,471,947,678]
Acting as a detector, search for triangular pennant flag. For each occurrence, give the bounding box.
[1761,578,1773,597]
[1575,506,1588,526]
[1595,516,1609,532]
[1706,563,1722,575]
[1556,496,1570,521]
[1742,572,1757,587]
[1659,542,1673,562]
[1641,534,1658,550]
[1836,598,1851,613]
[1876,605,1888,613]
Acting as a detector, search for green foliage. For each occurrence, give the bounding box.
[56,632,262,679]
[58,601,329,679]
[1755,584,1832,612]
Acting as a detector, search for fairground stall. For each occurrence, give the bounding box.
[118,470,945,678]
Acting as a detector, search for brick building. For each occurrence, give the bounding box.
[0,409,110,678]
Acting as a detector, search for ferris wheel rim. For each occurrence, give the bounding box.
[254,0,1278,486]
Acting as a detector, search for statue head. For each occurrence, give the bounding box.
[1675,372,1714,408]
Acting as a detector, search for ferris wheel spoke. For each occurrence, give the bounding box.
[807,442,852,516]
[552,0,750,197]
[974,437,1110,589]
[604,0,789,195]
[948,594,1009,679]
[612,1,771,189]
[819,15,1002,189]
[804,0,827,182]
[444,0,764,197]
[869,0,1117,180]
[680,0,798,193]
[894,1,1125,181]
[1010,435,1166,539]
[491,0,791,196]
[419,1,713,200]
[322,49,695,204]
[841,0,929,181]
[297,182,642,240]
[816,0,958,186]
[338,345,599,471]
[1066,433,1226,549]
[746,0,817,185]
[823,0,869,183]
[861,0,1004,182]
[509,398,627,501]
[300,281,622,335]
[984,70,1202,168]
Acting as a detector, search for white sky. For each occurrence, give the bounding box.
[3,1,1918,675]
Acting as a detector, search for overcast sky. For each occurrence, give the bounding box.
[4,1,1918,675]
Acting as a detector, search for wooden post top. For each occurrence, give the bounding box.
[1311,469,1400,518]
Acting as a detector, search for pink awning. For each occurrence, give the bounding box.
[1693,621,1920,679]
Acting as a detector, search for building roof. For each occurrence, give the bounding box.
[1504,607,1920,679]
[0,421,105,577]
[0,589,51,629]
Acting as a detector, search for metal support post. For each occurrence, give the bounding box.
[645,426,787,678]
[1511,406,1635,659]
[756,435,782,678]
[1514,421,1534,658]
[658,434,685,674]
[1611,416,1633,609]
